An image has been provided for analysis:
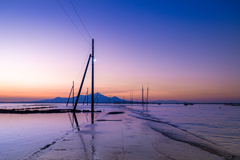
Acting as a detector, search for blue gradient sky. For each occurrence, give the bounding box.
[0,0,240,103]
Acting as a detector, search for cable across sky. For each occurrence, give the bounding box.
[57,0,91,45]
[69,0,92,39]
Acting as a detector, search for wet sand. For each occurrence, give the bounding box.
[23,107,239,160]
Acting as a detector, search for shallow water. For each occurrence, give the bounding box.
[0,103,109,160]
[0,103,239,159]
[127,104,240,155]
[0,113,73,159]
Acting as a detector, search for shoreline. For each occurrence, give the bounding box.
[0,107,101,114]
[24,106,239,160]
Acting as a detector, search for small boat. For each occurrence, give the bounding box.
[184,103,194,106]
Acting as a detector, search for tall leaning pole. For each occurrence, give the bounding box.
[91,39,94,119]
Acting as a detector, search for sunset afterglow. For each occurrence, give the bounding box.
[0,0,240,103]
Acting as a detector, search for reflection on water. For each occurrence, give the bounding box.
[85,113,89,122]
[69,111,95,131]
[68,112,74,128]
[0,104,122,159]
[91,112,94,124]
[78,132,89,159]
[73,113,80,131]
[72,111,96,159]
[91,123,96,159]
[0,113,74,160]
[0,108,98,159]
[129,104,240,154]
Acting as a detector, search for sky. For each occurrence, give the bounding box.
[0,0,240,103]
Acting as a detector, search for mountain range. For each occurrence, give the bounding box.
[29,92,123,103]
[24,92,183,104]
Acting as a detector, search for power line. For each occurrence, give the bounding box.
[69,0,92,39]
[57,0,90,45]
[74,46,92,82]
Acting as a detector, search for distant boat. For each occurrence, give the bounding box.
[184,103,194,106]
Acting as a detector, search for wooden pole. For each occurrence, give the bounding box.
[91,39,94,124]
[66,85,73,106]
[147,86,149,104]
[73,112,80,131]
[132,91,133,104]
[97,92,98,105]
[91,39,94,112]
[73,81,74,106]
[73,54,91,112]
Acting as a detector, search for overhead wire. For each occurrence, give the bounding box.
[57,0,90,45]
[74,45,92,82]
[69,0,92,39]
[57,0,93,93]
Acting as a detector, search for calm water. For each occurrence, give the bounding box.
[0,103,108,160]
[128,104,240,154]
[0,103,239,159]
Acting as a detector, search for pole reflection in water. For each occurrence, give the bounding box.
[85,113,89,122]
[91,112,94,124]
[73,112,80,131]
[70,112,96,159]
[91,123,96,159]
[141,104,149,115]
[68,112,95,130]
[72,113,89,159]
[68,112,74,128]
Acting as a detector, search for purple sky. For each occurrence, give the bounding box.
[0,0,240,103]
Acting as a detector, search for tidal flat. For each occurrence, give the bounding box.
[0,103,239,160]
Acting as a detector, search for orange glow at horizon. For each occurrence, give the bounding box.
[1,1,240,103]
[1,79,239,103]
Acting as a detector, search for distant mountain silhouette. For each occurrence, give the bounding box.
[19,92,183,104]
[30,92,124,103]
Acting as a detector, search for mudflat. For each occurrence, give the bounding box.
[24,108,237,160]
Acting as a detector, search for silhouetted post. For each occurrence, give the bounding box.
[132,91,133,104]
[142,86,144,105]
[73,54,91,112]
[73,112,80,131]
[147,86,149,104]
[147,86,149,110]
[130,92,131,104]
[73,81,74,106]
[106,95,111,104]
[91,39,94,112]
[66,84,73,106]
[94,94,98,102]
[83,89,88,105]
[91,39,94,124]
